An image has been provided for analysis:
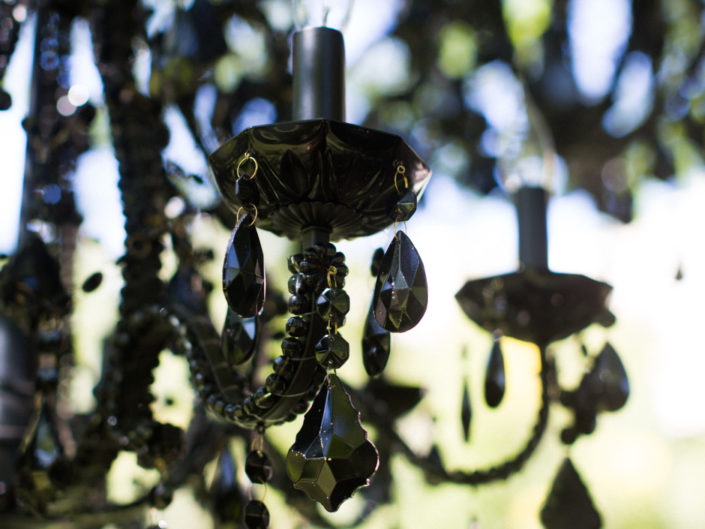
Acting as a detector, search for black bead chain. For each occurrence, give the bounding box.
[183,243,347,428]
[243,427,273,529]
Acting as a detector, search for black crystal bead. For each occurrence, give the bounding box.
[372,231,428,332]
[288,273,308,295]
[288,254,303,273]
[392,190,417,221]
[221,309,258,365]
[316,288,350,322]
[288,295,306,314]
[361,302,391,377]
[315,333,350,369]
[244,500,270,529]
[285,316,307,337]
[245,450,273,484]
[149,483,173,509]
[286,374,379,512]
[222,214,266,317]
[265,373,287,395]
[281,337,304,358]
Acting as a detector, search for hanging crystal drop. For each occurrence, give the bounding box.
[372,231,428,333]
[461,378,472,442]
[362,300,391,377]
[286,374,379,512]
[210,446,244,524]
[484,339,505,408]
[589,342,629,412]
[540,458,602,529]
[221,309,258,365]
[222,213,265,317]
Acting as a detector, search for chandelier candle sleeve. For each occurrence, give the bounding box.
[516,185,548,271]
[293,26,345,122]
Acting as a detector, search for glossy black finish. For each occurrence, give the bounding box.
[484,339,506,408]
[373,231,428,332]
[314,333,349,369]
[244,499,270,529]
[221,310,258,365]
[455,269,614,346]
[293,27,345,121]
[286,374,379,512]
[245,450,273,484]
[540,458,602,529]
[361,301,391,377]
[516,186,548,271]
[222,213,266,317]
[209,120,430,241]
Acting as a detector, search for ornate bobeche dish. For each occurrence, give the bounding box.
[209,119,431,241]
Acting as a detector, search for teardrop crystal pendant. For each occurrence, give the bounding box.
[589,342,629,412]
[372,231,428,333]
[210,446,244,524]
[461,378,472,442]
[540,458,602,529]
[222,213,265,318]
[484,338,506,408]
[285,374,379,512]
[362,300,391,377]
[221,308,258,365]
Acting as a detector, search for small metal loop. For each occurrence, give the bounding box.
[393,163,408,193]
[236,152,258,181]
[326,265,337,288]
[236,204,258,226]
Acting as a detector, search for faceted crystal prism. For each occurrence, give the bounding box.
[541,458,602,529]
[221,309,258,365]
[286,374,379,512]
[372,231,428,333]
[362,301,391,376]
[484,340,506,408]
[222,213,265,317]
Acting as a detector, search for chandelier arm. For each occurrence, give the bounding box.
[389,346,550,485]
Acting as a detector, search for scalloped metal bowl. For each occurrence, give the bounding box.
[455,270,615,346]
[209,119,431,241]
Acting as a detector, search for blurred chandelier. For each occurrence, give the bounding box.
[0,1,630,529]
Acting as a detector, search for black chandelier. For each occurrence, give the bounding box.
[203,21,430,520]
[0,1,632,529]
